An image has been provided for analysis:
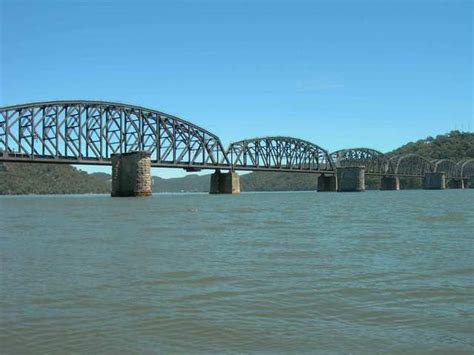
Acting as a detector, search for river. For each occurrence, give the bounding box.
[0,190,473,353]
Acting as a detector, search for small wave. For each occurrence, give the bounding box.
[416,213,466,222]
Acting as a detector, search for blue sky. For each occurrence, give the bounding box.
[1,0,472,178]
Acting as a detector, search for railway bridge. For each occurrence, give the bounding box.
[1,101,472,196]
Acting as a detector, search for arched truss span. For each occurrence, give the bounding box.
[0,100,230,169]
[432,159,457,178]
[330,148,387,174]
[225,136,334,172]
[456,158,474,178]
[387,154,434,176]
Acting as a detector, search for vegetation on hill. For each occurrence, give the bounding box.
[153,175,210,192]
[389,131,474,160]
[0,131,472,194]
[0,163,109,195]
[85,171,317,193]
[366,131,474,189]
[241,172,315,191]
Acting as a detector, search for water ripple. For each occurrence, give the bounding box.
[1,190,473,353]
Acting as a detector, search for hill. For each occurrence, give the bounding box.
[389,131,474,160]
[0,163,109,195]
[92,171,317,192]
[1,130,472,194]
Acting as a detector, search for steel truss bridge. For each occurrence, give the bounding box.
[1,100,473,179]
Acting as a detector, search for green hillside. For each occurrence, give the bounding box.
[389,131,474,160]
[82,171,316,193]
[1,131,472,194]
[242,172,316,191]
[0,163,109,195]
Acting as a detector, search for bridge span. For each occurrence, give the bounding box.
[1,101,473,196]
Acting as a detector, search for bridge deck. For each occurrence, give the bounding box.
[1,154,430,177]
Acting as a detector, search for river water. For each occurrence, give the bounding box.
[0,190,473,353]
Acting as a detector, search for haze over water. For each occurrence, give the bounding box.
[1,190,473,353]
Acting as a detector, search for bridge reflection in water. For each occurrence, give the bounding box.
[1,101,473,196]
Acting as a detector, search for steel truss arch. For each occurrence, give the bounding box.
[330,148,388,174]
[387,154,434,177]
[225,136,334,172]
[0,100,230,169]
[432,159,457,179]
[456,158,474,178]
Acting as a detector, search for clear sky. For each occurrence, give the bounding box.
[1,0,472,178]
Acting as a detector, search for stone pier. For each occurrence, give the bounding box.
[337,167,365,192]
[210,170,240,194]
[317,174,337,192]
[423,172,446,190]
[380,176,400,191]
[111,151,152,197]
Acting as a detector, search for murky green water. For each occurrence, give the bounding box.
[0,190,473,353]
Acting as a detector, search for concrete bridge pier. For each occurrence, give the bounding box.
[210,170,240,194]
[317,174,337,192]
[380,176,400,190]
[423,172,446,190]
[449,178,464,189]
[111,151,152,197]
[336,167,365,192]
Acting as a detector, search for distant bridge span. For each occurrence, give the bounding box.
[1,100,473,195]
[330,148,387,175]
[225,136,334,173]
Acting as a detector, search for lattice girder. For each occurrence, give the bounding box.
[0,100,230,169]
